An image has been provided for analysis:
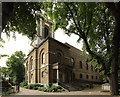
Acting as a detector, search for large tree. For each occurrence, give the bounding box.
[6,51,25,84]
[2,2,43,39]
[1,2,120,95]
[42,2,120,95]
[1,2,42,58]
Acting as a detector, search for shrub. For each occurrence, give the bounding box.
[20,81,28,87]
[51,85,58,92]
[8,83,12,88]
[57,85,62,89]
[2,90,18,96]
[33,86,39,90]
[26,83,43,90]
[27,84,34,89]
[38,87,46,91]
[1,76,6,82]
[38,85,64,92]
[24,86,28,89]
[46,88,52,92]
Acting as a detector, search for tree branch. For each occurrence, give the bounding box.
[66,2,110,76]
[65,3,83,37]
[104,8,110,53]
[86,12,93,36]
[83,36,109,75]
[70,3,84,36]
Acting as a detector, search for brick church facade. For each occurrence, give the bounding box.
[25,15,101,86]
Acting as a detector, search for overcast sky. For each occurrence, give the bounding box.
[0,28,83,67]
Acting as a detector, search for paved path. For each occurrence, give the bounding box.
[8,87,110,96]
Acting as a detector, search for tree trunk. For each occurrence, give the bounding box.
[108,75,118,95]
[109,15,120,95]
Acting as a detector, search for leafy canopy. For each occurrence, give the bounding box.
[2,2,43,40]
[6,51,26,84]
[43,2,115,75]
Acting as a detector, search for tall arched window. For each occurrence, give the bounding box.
[86,75,89,79]
[91,65,93,71]
[26,62,28,71]
[31,59,33,70]
[42,71,45,78]
[79,61,82,69]
[42,53,45,64]
[86,63,88,70]
[96,76,98,80]
[57,53,61,63]
[80,74,83,78]
[31,74,33,83]
[91,75,93,79]
[71,58,74,67]
[44,27,49,38]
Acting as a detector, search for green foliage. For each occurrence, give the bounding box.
[38,87,46,91]
[20,81,28,87]
[6,51,26,84]
[42,2,117,80]
[8,83,12,88]
[2,90,18,96]
[26,83,43,90]
[38,85,64,92]
[1,76,6,82]
[28,84,34,89]
[1,67,8,78]
[3,2,44,40]
[24,86,28,89]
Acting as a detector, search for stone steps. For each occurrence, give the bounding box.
[59,82,82,91]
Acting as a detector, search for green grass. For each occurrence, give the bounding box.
[93,85,102,89]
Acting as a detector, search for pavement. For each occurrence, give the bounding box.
[6,87,111,96]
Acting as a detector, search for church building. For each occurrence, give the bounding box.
[25,15,101,87]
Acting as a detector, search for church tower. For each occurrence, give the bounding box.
[31,14,54,48]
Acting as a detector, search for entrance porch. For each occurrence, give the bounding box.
[52,62,73,85]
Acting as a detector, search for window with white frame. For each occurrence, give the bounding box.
[31,59,33,70]
[71,58,74,67]
[42,53,45,64]
[31,74,33,83]
[42,71,45,78]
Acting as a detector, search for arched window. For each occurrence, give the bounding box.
[86,75,89,79]
[42,53,45,64]
[80,74,83,78]
[91,75,93,79]
[91,65,93,71]
[57,53,61,63]
[31,59,33,70]
[26,62,28,71]
[86,63,88,70]
[79,61,82,69]
[31,74,33,83]
[42,71,45,78]
[71,58,74,67]
[96,76,98,80]
[44,27,49,38]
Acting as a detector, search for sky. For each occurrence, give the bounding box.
[0,29,83,67]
